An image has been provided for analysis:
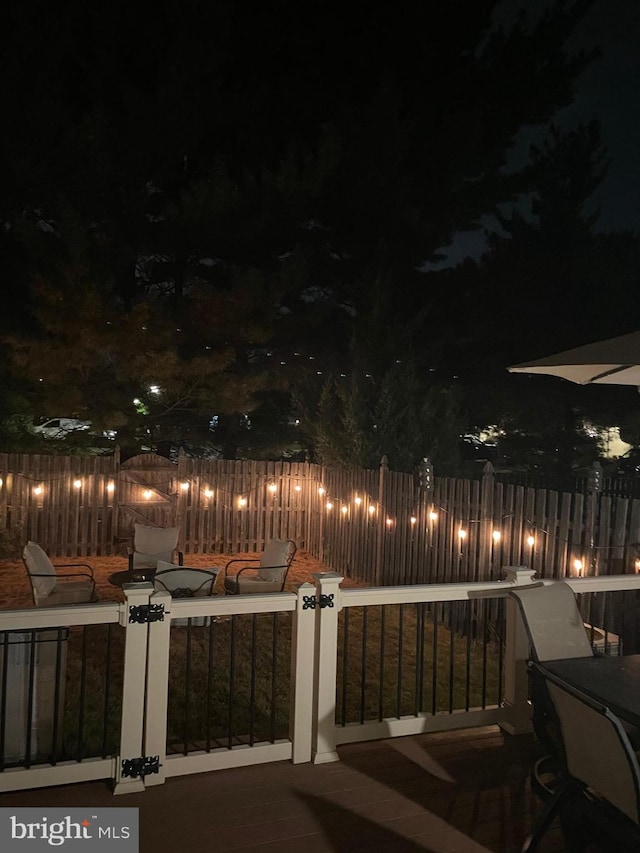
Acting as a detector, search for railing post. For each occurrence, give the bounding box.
[114,583,153,794]
[311,572,343,764]
[290,583,316,763]
[142,589,172,786]
[500,566,537,735]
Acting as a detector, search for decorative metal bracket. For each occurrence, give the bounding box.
[121,755,161,778]
[128,603,165,623]
[302,593,335,610]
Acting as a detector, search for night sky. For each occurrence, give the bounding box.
[440,0,640,265]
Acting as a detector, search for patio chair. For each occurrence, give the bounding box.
[128,523,183,571]
[524,663,640,852]
[22,541,97,607]
[153,562,220,626]
[223,539,296,594]
[508,581,595,663]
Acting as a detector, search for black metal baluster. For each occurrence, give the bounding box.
[497,598,505,706]
[396,605,404,718]
[481,598,489,708]
[51,628,65,764]
[25,631,36,768]
[183,622,193,755]
[414,603,424,716]
[378,606,386,722]
[360,608,368,724]
[76,628,89,762]
[0,632,8,769]
[270,613,278,743]
[228,615,237,749]
[432,603,439,715]
[341,609,349,726]
[206,617,215,751]
[100,625,113,759]
[448,604,455,713]
[465,602,472,711]
[249,614,257,746]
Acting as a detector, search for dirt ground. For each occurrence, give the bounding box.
[0,549,362,610]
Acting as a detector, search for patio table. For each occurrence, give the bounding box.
[541,654,640,728]
[108,568,156,587]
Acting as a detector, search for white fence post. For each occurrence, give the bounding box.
[113,583,153,795]
[289,583,316,763]
[500,566,537,735]
[311,572,343,764]
[142,589,172,786]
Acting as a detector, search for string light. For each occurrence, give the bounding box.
[573,559,584,575]
[326,501,333,510]
[354,496,362,506]
[180,482,189,491]
[318,487,325,496]
[458,529,467,539]
[73,479,82,489]
[143,489,153,499]
[341,505,348,515]
[492,530,501,542]
[106,482,115,493]
[238,496,247,507]
[386,517,393,528]
[368,505,376,515]
[33,485,43,496]
[268,483,277,494]
[527,535,535,547]
[295,485,301,491]
[204,488,213,498]
[410,516,417,525]
[429,511,438,521]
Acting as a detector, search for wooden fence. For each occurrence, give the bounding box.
[1,451,640,585]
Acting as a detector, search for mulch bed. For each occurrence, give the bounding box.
[0,550,362,610]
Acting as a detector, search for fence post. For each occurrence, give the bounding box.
[479,462,495,580]
[311,572,343,764]
[141,589,172,786]
[290,582,316,763]
[113,583,154,794]
[375,455,389,585]
[500,565,536,736]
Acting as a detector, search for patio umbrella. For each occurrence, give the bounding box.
[508,331,640,388]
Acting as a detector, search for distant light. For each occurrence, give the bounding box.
[143,489,153,499]
[573,559,583,573]
[492,530,501,542]
[238,497,247,507]
[458,529,467,539]
[527,535,535,547]
[429,511,438,521]
[34,486,43,496]
[204,488,213,498]
[149,385,160,395]
[341,505,348,515]
[410,516,417,525]
[133,398,141,406]
[368,505,375,515]
[73,479,82,489]
[318,487,325,496]
[386,517,393,527]
[326,502,333,510]
[268,483,277,493]
[180,482,189,491]
[295,485,301,491]
[354,496,362,505]
[107,482,115,493]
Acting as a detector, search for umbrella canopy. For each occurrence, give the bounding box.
[508,331,640,387]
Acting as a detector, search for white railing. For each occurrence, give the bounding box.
[2,567,640,794]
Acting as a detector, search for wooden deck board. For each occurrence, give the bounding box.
[0,726,568,852]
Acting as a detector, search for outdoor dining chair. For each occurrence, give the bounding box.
[128,523,183,571]
[153,562,220,626]
[223,539,296,594]
[22,540,97,607]
[524,662,640,852]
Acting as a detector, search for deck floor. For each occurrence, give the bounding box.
[0,726,569,852]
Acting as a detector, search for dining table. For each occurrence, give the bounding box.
[540,654,640,729]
